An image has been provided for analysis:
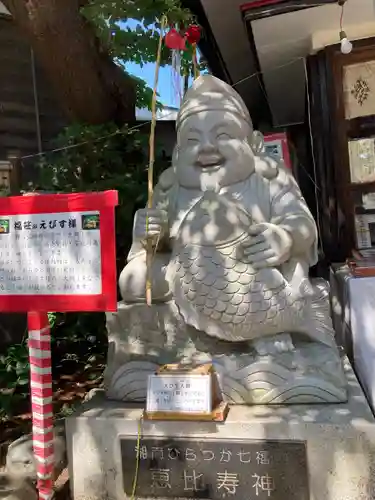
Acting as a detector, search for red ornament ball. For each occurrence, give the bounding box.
[185,24,201,44]
[165,28,186,50]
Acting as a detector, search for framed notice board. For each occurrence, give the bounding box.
[0,190,118,312]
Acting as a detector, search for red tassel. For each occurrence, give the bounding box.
[185,24,201,44]
[165,28,186,50]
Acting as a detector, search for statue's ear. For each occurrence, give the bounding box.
[251,131,280,180]
[158,166,176,191]
[172,145,178,164]
[250,130,264,155]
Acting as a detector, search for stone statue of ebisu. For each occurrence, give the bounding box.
[104,74,347,405]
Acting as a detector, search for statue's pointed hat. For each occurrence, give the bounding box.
[176,74,252,130]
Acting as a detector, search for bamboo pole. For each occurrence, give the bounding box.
[146,16,167,306]
[192,43,200,80]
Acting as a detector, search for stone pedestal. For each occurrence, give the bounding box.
[66,360,375,500]
[104,301,347,405]
[330,264,375,415]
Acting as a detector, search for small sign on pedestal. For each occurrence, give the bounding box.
[144,364,228,422]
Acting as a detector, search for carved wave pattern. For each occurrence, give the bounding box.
[105,360,159,402]
[106,359,347,405]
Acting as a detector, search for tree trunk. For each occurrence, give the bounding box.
[2,0,136,125]
[184,72,189,96]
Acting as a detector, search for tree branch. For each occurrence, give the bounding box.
[2,0,136,124]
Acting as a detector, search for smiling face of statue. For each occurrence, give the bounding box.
[175,110,256,190]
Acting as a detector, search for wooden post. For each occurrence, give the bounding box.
[27,311,54,500]
[26,191,54,500]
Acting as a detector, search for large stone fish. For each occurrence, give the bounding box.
[166,191,335,347]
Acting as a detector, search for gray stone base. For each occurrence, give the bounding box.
[0,473,37,500]
[104,301,347,405]
[67,360,375,500]
[5,424,66,482]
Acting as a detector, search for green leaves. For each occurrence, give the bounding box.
[80,0,196,107]
[82,0,193,63]
[0,307,113,420]
[30,121,170,262]
[0,341,30,420]
[82,0,194,26]
[48,312,57,329]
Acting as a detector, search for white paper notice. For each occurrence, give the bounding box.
[0,211,101,295]
[146,374,212,414]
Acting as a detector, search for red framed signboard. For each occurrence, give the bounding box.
[240,0,284,11]
[240,0,336,12]
[264,132,292,171]
[0,190,118,312]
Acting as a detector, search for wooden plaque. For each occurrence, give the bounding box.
[347,256,375,277]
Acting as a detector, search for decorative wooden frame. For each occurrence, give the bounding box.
[305,38,375,261]
[144,363,229,422]
[347,257,375,278]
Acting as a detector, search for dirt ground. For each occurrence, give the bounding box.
[0,365,104,500]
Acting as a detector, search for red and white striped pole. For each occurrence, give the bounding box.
[27,311,54,500]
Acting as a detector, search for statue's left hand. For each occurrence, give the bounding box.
[241,223,292,269]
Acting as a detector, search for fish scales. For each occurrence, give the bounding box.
[173,249,297,341]
[168,191,305,343]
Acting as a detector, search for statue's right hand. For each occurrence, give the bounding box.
[133,208,168,243]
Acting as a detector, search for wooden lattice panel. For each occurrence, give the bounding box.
[343,60,375,119]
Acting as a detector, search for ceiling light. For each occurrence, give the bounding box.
[340,30,353,54]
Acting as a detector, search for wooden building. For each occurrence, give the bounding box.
[0,8,67,348]
[0,9,66,162]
